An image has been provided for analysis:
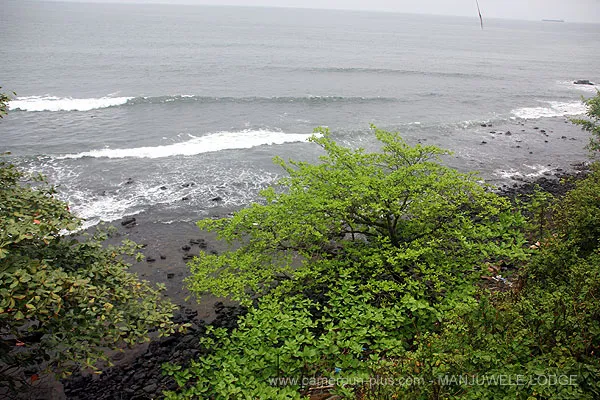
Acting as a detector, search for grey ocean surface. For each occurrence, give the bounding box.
[1,1,599,228]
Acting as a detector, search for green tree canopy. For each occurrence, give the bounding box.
[188,127,527,304]
[168,127,528,398]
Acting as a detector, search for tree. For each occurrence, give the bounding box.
[572,91,600,152]
[188,127,527,304]
[356,101,600,400]
[168,127,527,398]
[0,90,178,394]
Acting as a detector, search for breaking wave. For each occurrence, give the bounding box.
[511,101,586,119]
[9,95,133,112]
[494,164,554,180]
[9,94,398,112]
[58,129,315,159]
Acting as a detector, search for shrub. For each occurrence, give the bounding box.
[363,166,600,400]
[166,127,527,398]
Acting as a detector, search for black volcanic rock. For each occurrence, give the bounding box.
[121,217,137,227]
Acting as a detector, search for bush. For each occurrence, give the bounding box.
[363,166,600,400]
[187,127,527,304]
[165,127,527,398]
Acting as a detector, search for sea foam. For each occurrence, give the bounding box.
[9,96,133,112]
[494,164,554,180]
[511,101,586,119]
[58,129,315,159]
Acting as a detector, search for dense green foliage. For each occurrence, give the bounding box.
[572,91,600,152]
[0,161,178,388]
[365,165,600,399]
[187,127,527,305]
[0,98,178,392]
[167,116,600,399]
[166,128,528,398]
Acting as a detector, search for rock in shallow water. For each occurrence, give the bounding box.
[574,79,594,85]
[121,217,136,227]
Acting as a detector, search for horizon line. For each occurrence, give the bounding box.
[23,0,600,25]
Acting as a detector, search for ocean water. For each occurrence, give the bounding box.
[1,1,599,228]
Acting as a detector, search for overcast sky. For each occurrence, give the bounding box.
[40,0,600,23]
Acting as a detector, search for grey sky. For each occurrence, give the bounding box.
[41,0,600,23]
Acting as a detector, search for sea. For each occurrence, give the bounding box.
[1,1,599,229]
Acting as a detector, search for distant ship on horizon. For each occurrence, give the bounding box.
[542,19,565,22]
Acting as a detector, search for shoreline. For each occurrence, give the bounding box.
[79,152,594,323]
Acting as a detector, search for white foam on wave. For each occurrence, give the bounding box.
[73,197,145,231]
[9,95,133,112]
[511,101,586,119]
[58,129,315,159]
[66,167,280,229]
[495,164,553,180]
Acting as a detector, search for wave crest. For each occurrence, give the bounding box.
[304,66,490,79]
[511,101,586,119]
[9,96,133,112]
[58,129,314,159]
[9,94,398,112]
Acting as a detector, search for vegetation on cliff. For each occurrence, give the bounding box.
[166,127,530,399]
[572,91,600,152]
